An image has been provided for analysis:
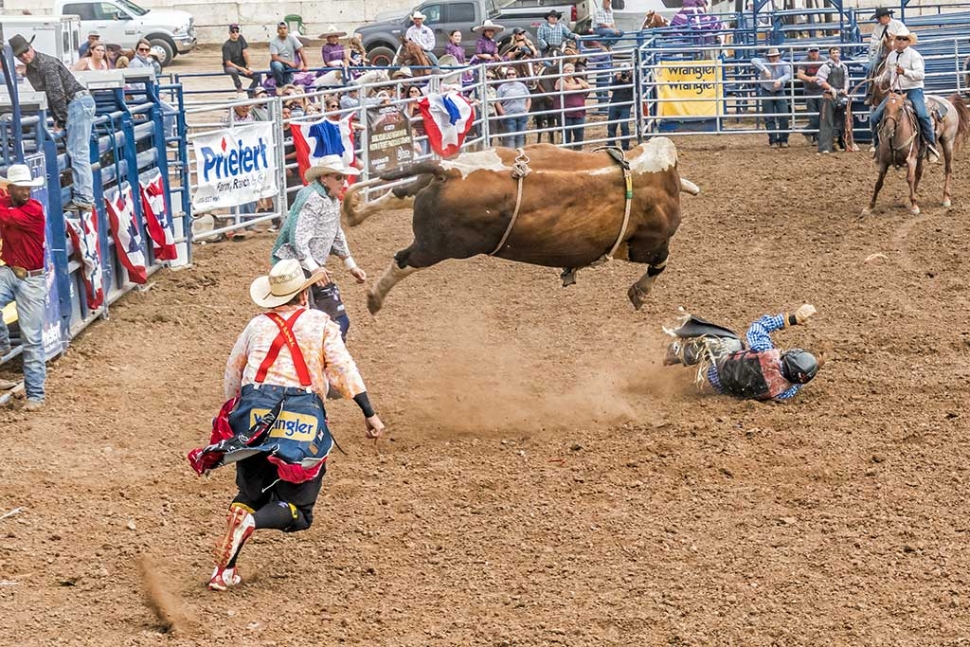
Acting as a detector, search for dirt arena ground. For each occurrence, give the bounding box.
[3,52,970,646]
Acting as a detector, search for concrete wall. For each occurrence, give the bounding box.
[1,0,418,43]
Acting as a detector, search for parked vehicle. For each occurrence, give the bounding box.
[0,14,81,68]
[53,0,196,67]
[354,0,589,67]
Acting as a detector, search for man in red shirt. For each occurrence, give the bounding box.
[0,164,48,410]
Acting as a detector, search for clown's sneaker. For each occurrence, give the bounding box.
[214,504,255,569]
[208,566,241,591]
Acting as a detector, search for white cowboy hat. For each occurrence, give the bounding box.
[473,19,505,33]
[304,154,360,184]
[411,10,427,20]
[895,26,918,43]
[392,66,414,78]
[437,53,460,68]
[0,164,44,188]
[765,47,782,57]
[319,25,347,38]
[249,259,318,309]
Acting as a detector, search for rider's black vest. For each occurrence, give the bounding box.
[827,64,846,94]
[716,351,771,399]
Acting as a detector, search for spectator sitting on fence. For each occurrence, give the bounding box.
[10,35,96,214]
[592,0,624,49]
[223,23,261,95]
[406,11,440,66]
[752,47,792,148]
[496,67,531,149]
[347,36,368,71]
[78,30,100,58]
[73,39,109,72]
[608,63,634,150]
[270,21,308,88]
[320,25,349,67]
[796,45,823,145]
[445,30,466,66]
[815,46,850,154]
[0,164,48,411]
[129,39,162,76]
[271,156,366,341]
[556,62,590,150]
[471,20,504,65]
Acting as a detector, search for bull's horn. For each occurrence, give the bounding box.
[381,161,445,182]
[680,178,700,195]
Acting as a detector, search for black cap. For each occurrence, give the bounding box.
[229,23,240,32]
[871,7,893,19]
[512,27,526,34]
[8,34,34,56]
[781,349,819,384]
[545,9,563,18]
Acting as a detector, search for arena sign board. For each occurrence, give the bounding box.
[191,123,278,211]
[654,61,724,119]
[365,105,414,175]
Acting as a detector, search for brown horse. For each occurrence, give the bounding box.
[640,10,670,29]
[863,91,923,216]
[927,93,970,208]
[396,38,432,76]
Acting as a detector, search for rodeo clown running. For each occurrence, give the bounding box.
[663,304,819,401]
[188,259,385,591]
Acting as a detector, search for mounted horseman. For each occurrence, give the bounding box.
[341,138,700,314]
[865,7,906,105]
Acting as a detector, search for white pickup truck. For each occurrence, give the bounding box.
[53,0,196,67]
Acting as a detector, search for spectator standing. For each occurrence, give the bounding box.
[471,20,504,64]
[10,35,96,213]
[73,40,110,71]
[537,10,577,57]
[556,63,590,149]
[495,67,531,148]
[223,24,261,94]
[319,25,349,67]
[796,46,823,144]
[270,22,307,87]
[406,12,440,66]
[751,47,792,148]
[592,0,624,46]
[78,30,100,58]
[405,85,429,156]
[0,164,48,411]
[815,46,849,154]
[608,64,634,150]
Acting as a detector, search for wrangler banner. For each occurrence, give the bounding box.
[191,122,278,211]
[654,62,724,118]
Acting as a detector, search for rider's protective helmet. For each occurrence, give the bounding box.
[781,349,819,384]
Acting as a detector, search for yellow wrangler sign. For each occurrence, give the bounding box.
[250,408,318,443]
[655,61,724,118]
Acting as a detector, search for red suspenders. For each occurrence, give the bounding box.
[253,310,313,388]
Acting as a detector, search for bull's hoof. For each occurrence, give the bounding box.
[943,198,952,208]
[860,207,872,219]
[628,285,646,311]
[560,268,577,287]
[367,291,383,316]
[909,204,921,216]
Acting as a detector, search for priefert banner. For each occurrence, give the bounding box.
[192,122,278,211]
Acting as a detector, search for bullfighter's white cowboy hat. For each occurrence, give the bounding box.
[392,66,414,78]
[473,19,505,33]
[304,155,360,184]
[319,25,347,38]
[250,259,318,309]
[0,164,44,188]
[411,10,427,20]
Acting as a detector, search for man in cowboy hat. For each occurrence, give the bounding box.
[406,11,440,66]
[752,47,793,148]
[320,25,349,67]
[0,165,48,410]
[196,257,385,591]
[870,26,940,163]
[537,9,578,57]
[222,23,261,94]
[868,7,906,74]
[272,155,365,341]
[9,34,97,213]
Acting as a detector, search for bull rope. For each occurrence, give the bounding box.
[592,146,634,264]
[490,148,531,256]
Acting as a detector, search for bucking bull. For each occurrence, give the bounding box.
[341,138,699,314]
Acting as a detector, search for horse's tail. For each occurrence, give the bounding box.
[948,93,970,151]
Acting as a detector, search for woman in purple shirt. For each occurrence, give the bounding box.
[445,30,466,63]
[470,20,504,65]
[319,25,348,67]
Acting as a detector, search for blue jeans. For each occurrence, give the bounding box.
[67,93,97,206]
[761,94,790,144]
[504,114,528,149]
[608,104,631,149]
[270,61,298,86]
[594,26,624,46]
[870,88,935,149]
[0,268,47,401]
[564,115,586,149]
